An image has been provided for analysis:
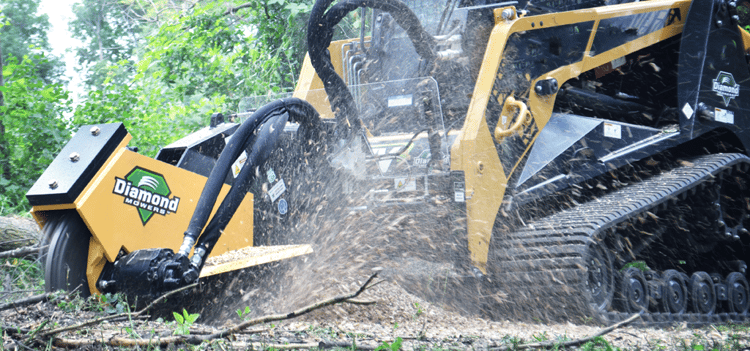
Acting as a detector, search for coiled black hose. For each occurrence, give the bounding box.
[179,98,321,268]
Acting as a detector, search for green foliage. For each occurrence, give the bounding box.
[375,337,403,351]
[0,0,64,83]
[69,0,144,89]
[413,302,423,319]
[173,308,200,335]
[621,261,650,272]
[236,306,251,320]
[579,336,620,351]
[55,292,127,314]
[71,0,319,158]
[0,257,43,300]
[0,54,71,215]
[738,3,750,33]
[98,292,128,314]
[532,331,549,342]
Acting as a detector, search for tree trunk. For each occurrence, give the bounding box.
[0,41,10,182]
[0,216,40,252]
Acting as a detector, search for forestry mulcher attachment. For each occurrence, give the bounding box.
[27,0,750,325]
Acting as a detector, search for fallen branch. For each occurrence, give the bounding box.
[0,245,45,259]
[50,273,379,348]
[342,299,376,306]
[318,340,379,350]
[201,273,378,341]
[0,292,57,312]
[489,314,641,350]
[39,282,198,338]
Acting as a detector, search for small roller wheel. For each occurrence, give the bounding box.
[690,271,716,314]
[620,267,649,312]
[43,213,91,296]
[661,269,688,313]
[726,272,750,314]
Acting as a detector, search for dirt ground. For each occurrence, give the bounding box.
[2,264,749,350]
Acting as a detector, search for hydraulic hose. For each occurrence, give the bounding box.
[307,0,437,139]
[179,98,322,266]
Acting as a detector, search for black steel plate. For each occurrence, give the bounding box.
[26,123,127,206]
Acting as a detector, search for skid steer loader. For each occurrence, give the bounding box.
[28,0,750,325]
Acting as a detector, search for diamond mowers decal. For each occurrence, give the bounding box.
[713,71,740,107]
[112,167,180,225]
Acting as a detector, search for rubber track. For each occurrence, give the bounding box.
[492,153,750,327]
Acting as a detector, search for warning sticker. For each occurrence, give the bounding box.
[268,179,286,202]
[603,123,621,139]
[715,107,735,124]
[394,177,417,192]
[231,151,248,178]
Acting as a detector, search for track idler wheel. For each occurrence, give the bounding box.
[690,271,717,314]
[726,272,750,314]
[661,269,688,314]
[585,240,615,313]
[619,267,649,312]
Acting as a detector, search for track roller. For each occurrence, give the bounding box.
[690,271,716,314]
[726,272,750,314]
[661,269,688,314]
[619,267,649,312]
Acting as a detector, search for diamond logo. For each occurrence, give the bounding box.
[112,167,180,225]
[712,71,740,106]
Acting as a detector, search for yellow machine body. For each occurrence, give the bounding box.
[293,0,696,272]
[30,132,311,294]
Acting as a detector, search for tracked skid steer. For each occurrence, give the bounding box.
[28,0,750,325]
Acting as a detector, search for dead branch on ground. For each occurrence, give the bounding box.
[38,282,198,338]
[40,274,379,348]
[0,292,58,312]
[489,314,641,350]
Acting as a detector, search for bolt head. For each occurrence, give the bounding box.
[501,9,514,20]
[90,126,101,136]
[48,179,58,189]
[69,152,80,162]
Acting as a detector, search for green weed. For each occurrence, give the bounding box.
[413,302,423,319]
[0,258,44,300]
[172,308,200,335]
[236,306,251,320]
[579,336,620,351]
[375,336,403,351]
[621,261,650,272]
